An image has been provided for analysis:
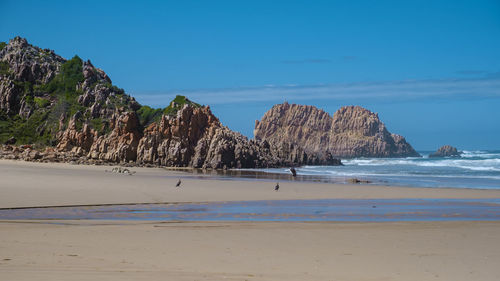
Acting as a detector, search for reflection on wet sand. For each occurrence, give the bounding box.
[1,199,499,222]
[166,167,353,184]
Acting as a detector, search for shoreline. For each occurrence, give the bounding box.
[2,159,500,280]
[3,156,499,191]
[1,159,500,209]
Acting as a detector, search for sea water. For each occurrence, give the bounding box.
[256,150,500,189]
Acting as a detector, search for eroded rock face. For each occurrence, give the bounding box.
[87,112,142,162]
[0,36,64,117]
[56,112,97,154]
[255,102,420,158]
[0,37,64,85]
[429,145,461,158]
[55,103,341,168]
[135,104,333,168]
[254,103,332,153]
[56,111,142,162]
[76,59,140,122]
[136,105,220,167]
[1,37,341,168]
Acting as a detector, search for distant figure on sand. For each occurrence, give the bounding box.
[175,179,182,187]
[290,167,297,177]
[275,182,280,191]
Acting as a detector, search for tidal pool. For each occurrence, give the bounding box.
[1,199,500,222]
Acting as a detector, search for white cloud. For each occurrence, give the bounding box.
[134,76,500,107]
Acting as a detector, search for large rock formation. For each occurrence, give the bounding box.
[429,145,461,158]
[0,36,139,147]
[254,102,420,158]
[0,37,340,168]
[133,104,342,168]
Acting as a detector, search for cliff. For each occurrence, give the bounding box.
[0,37,339,168]
[254,102,420,158]
[0,36,139,147]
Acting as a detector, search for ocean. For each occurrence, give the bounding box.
[257,150,500,189]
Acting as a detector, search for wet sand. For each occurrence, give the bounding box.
[1,159,500,280]
[2,159,500,209]
[2,199,500,221]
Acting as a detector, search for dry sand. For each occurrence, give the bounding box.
[1,220,499,281]
[1,159,500,280]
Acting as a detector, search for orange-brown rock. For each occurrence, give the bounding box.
[136,105,220,167]
[47,102,346,168]
[56,112,97,153]
[1,37,343,168]
[254,102,420,158]
[87,112,142,162]
[135,105,294,168]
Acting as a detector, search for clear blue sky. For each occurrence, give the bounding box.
[1,0,499,150]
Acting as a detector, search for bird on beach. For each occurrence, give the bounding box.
[275,182,280,191]
[290,167,297,177]
[175,179,182,187]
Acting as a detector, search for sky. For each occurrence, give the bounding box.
[1,0,499,150]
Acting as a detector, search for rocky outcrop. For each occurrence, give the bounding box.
[136,105,219,167]
[255,102,420,158]
[135,104,339,168]
[0,144,99,164]
[56,112,97,153]
[0,36,64,116]
[0,36,140,145]
[76,59,140,121]
[429,145,461,158]
[87,112,142,162]
[52,103,342,168]
[1,37,341,168]
[0,37,64,85]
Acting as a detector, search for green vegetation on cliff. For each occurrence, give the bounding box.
[0,109,55,146]
[1,37,208,147]
[136,95,202,128]
[137,105,163,127]
[42,55,84,96]
[0,61,9,76]
[163,95,201,115]
[41,56,86,125]
[34,97,50,108]
[1,56,91,146]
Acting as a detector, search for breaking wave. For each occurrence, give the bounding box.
[256,150,500,189]
[342,157,500,172]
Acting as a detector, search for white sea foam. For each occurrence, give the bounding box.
[341,157,500,172]
[276,167,500,181]
[461,151,500,158]
[252,150,500,189]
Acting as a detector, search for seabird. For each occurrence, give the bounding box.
[175,179,182,187]
[290,167,297,177]
[275,182,280,191]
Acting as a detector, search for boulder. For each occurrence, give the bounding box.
[429,145,461,158]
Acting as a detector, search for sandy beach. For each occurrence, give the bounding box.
[1,220,499,281]
[2,159,500,209]
[1,159,500,280]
